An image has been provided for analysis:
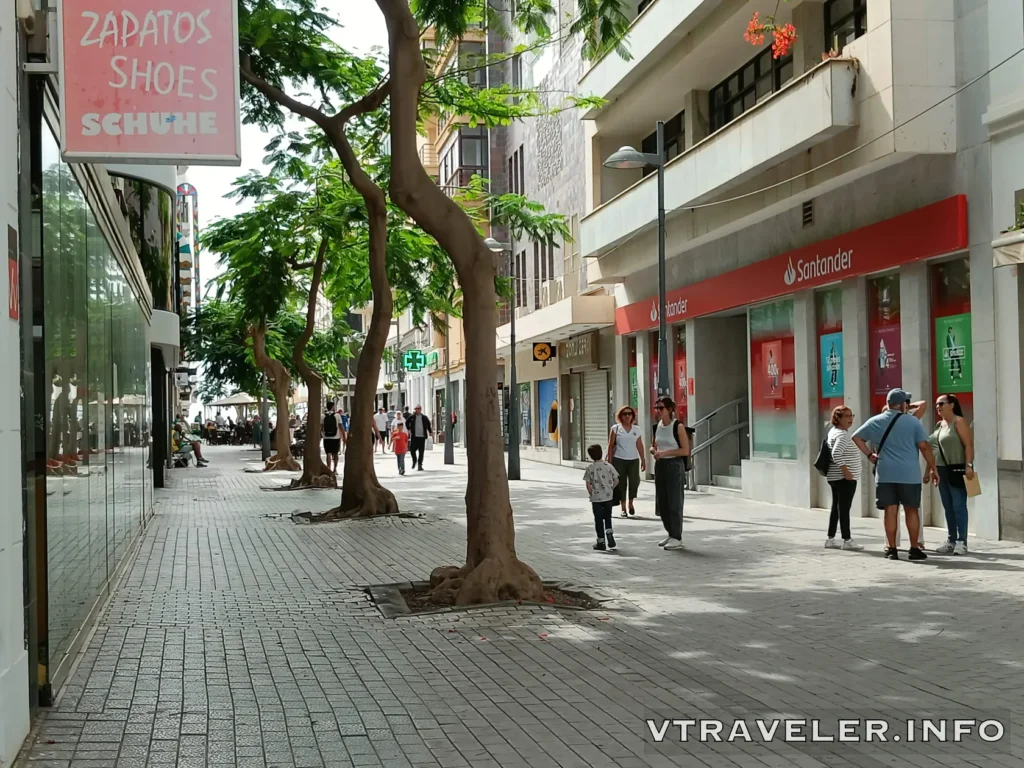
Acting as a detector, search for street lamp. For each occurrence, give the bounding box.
[485,236,520,481]
[443,306,455,465]
[604,122,670,401]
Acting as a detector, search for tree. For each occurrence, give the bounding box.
[234,0,629,600]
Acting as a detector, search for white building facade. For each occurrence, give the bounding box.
[578,0,1024,541]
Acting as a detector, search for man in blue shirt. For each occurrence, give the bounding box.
[852,389,938,561]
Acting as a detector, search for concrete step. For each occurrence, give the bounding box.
[728,465,742,478]
[713,473,743,490]
[703,483,744,497]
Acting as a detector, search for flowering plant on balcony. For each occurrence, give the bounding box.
[744,1,798,59]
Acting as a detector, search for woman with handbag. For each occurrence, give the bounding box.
[930,394,975,555]
[823,406,864,551]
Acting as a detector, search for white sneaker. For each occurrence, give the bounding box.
[935,540,955,554]
[825,538,841,549]
[663,539,684,550]
[841,539,864,551]
[658,537,671,547]
[953,541,967,555]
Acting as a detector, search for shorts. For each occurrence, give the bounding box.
[323,439,341,455]
[378,430,388,442]
[875,482,922,511]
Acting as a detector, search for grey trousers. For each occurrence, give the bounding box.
[655,457,685,539]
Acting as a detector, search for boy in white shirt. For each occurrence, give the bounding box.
[583,444,620,551]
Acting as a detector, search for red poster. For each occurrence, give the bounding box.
[870,325,902,395]
[674,353,687,423]
[616,197,968,335]
[761,340,784,400]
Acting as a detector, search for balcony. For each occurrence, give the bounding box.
[418,143,439,176]
[495,293,615,355]
[582,58,858,259]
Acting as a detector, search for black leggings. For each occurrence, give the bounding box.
[612,457,641,504]
[827,478,857,540]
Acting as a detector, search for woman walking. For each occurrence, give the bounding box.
[824,406,864,551]
[650,396,691,551]
[606,406,646,517]
[930,394,975,554]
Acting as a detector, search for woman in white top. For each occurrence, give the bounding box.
[605,406,646,517]
[824,405,864,551]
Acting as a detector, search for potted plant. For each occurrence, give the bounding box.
[993,202,1024,266]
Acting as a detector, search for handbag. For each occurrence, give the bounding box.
[872,412,902,477]
[936,434,967,490]
[814,436,832,476]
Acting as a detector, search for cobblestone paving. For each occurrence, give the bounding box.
[17,445,1024,767]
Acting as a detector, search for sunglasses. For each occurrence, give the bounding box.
[621,412,635,418]
[655,405,666,411]
[936,401,950,408]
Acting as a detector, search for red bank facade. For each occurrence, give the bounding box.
[612,195,984,527]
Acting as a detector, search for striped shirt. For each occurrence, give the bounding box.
[826,426,862,482]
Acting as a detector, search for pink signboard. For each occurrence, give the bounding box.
[870,324,903,395]
[59,0,241,165]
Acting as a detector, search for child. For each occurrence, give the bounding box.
[392,420,410,475]
[583,444,620,551]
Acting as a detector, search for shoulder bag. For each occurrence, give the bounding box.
[872,412,902,477]
[935,423,967,490]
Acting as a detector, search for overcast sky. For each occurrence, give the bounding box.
[188,0,388,290]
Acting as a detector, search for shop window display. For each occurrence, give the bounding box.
[749,299,797,459]
[816,288,843,442]
[537,378,558,448]
[930,257,973,425]
[868,275,902,414]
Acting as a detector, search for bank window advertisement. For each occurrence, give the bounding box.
[869,275,902,414]
[930,257,973,424]
[537,378,558,448]
[649,333,660,422]
[749,299,797,460]
[816,288,843,442]
[673,326,688,424]
[519,383,532,446]
[628,337,638,411]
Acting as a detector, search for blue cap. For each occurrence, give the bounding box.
[887,388,911,407]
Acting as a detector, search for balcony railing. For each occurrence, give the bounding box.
[418,143,439,173]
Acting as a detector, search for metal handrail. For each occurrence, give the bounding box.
[691,397,747,429]
[692,422,749,455]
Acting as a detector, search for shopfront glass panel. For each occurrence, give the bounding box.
[41,121,151,675]
[519,382,532,445]
[868,275,901,414]
[537,378,558,447]
[816,288,843,442]
[648,333,660,422]
[628,337,638,411]
[567,373,583,462]
[673,325,688,424]
[930,257,973,425]
[749,299,797,459]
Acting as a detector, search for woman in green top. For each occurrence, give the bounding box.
[929,394,975,554]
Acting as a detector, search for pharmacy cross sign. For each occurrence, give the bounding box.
[402,350,427,372]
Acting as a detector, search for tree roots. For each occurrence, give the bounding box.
[303,483,399,523]
[264,455,301,472]
[428,557,544,606]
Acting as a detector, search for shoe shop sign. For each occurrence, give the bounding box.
[615,196,969,335]
[59,0,241,165]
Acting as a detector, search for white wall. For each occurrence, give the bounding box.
[0,12,29,767]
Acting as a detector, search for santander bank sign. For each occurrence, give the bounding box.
[615,196,969,336]
[59,0,241,165]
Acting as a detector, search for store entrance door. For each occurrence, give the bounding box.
[563,373,584,462]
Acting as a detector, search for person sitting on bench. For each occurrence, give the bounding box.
[173,424,208,467]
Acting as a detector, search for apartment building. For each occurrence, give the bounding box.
[578,0,1024,540]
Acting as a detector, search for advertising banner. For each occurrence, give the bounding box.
[60,0,242,165]
[819,332,844,399]
[616,197,968,335]
[761,340,783,400]
[870,325,902,395]
[935,313,973,392]
[628,366,638,411]
[537,378,558,447]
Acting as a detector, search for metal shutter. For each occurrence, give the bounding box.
[583,370,610,449]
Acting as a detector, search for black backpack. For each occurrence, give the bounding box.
[653,419,695,472]
[323,412,338,438]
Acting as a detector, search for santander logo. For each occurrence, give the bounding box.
[650,302,658,323]
[784,248,853,287]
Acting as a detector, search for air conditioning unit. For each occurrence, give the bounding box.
[515,306,531,320]
[541,278,563,308]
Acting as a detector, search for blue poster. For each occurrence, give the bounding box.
[537,378,558,447]
[819,332,844,398]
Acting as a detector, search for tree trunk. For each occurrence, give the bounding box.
[291,240,337,489]
[251,325,301,472]
[375,0,543,604]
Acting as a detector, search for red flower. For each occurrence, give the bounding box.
[772,24,798,58]
[744,12,766,46]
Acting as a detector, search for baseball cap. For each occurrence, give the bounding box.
[886,388,911,407]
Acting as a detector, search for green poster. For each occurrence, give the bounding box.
[935,313,972,392]
[629,367,638,410]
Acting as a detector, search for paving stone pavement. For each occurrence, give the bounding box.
[16,444,1024,768]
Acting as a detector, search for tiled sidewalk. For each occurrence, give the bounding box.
[17,445,1024,768]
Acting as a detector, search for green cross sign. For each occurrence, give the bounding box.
[402,349,426,371]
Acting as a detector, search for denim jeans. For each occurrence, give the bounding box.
[396,453,406,473]
[937,466,968,543]
[591,500,613,539]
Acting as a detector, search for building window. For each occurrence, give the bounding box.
[440,126,488,194]
[457,42,486,88]
[638,0,655,15]
[533,243,542,310]
[514,250,528,308]
[709,47,794,133]
[508,144,525,196]
[825,0,868,49]
[640,109,684,177]
[510,54,523,105]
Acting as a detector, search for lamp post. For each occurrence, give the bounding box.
[444,309,454,465]
[604,122,670,401]
[485,237,519,480]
